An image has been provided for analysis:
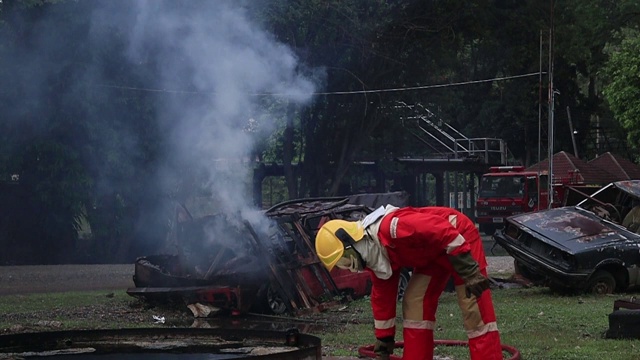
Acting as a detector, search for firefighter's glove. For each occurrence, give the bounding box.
[373,337,395,360]
[449,252,490,298]
[464,271,491,298]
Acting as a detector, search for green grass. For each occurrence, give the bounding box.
[315,287,640,359]
[1,287,640,359]
[0,291,156,331]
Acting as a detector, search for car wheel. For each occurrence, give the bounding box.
[397,270,411,301]
[587,270,616,295]
[266,285,288,315]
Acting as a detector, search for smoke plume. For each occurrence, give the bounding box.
[1,0,321,261]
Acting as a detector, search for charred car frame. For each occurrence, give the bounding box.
[128,192,411,315]
[494,180,640,294]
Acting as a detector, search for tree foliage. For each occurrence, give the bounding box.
[602,29,640,160]
[1,0,640,264]
[0,0,165,263]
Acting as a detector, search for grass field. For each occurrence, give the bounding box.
[319,287,640,359]
[1,285,640,359]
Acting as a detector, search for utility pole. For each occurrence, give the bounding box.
[547,0,555,209]
[538,30,543,210]
[567,106,578,157]
[538,30,543,166]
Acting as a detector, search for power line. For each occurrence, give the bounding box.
[89,71,545,97]
[315,72,545,95]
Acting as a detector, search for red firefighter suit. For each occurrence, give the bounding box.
[360,206,502,360]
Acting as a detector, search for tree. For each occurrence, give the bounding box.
[0,0,95,264]
[3,0,640,265]
[262,0,497,196]
[552,0,640,159]
[602,29,640,161]
[0,0,164,263]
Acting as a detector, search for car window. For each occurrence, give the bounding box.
[576,183,635,224]
[480,176,524,198]
[577,184,615,210]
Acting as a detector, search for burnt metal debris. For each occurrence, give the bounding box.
[127,192,409,316]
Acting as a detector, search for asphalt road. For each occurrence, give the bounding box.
[0,263,135,295]
[0,235,510,296]
[0,257,513,297]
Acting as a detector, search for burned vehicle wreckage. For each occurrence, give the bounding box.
[494,180,640,294]
[127,192,411,315]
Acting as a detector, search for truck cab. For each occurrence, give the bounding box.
[475,166,549,235]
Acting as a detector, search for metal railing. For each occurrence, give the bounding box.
[397,102,509,165]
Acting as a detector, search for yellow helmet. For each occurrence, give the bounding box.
[315,219,364,271]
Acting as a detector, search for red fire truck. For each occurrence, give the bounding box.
[476,165,594,235]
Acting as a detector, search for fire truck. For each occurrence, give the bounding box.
[475,166,590,235]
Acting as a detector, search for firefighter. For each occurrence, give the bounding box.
[315,205,502,360]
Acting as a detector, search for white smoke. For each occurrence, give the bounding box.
[111,1,319,216]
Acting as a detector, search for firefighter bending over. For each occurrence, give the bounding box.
[315,205,503,360]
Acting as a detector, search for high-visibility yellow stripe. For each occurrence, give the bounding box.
[403,319,436,330]
[374,318,396,329]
